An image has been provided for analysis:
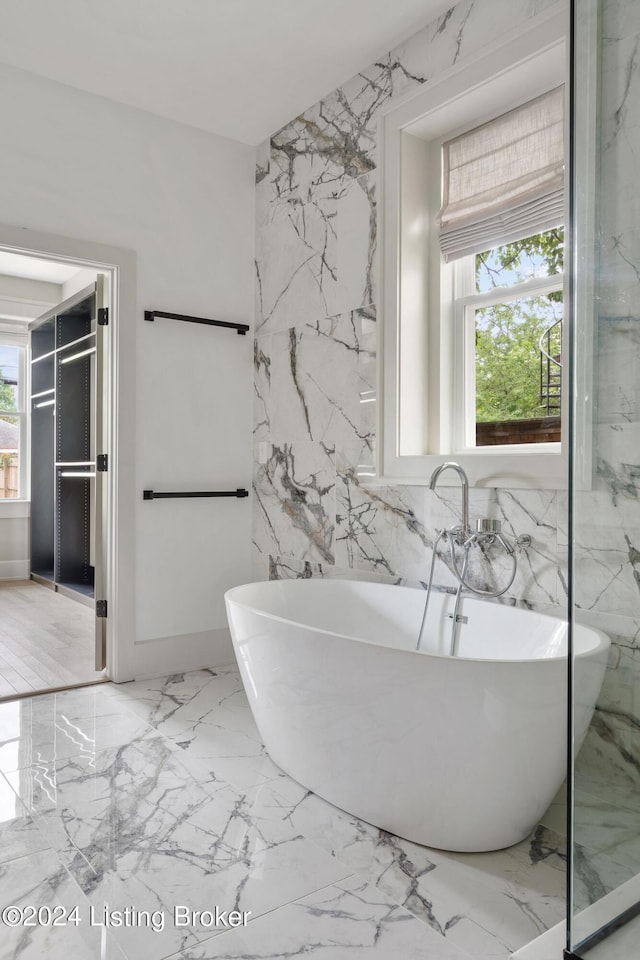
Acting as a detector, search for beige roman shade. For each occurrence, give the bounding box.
[437,85,565,262]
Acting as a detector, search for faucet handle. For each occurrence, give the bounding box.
[475,518,501,535]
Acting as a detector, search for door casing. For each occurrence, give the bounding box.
[0,223,137,683]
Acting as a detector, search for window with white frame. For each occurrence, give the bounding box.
[453,229,564,450]
[442,87,564,450]
[379,8,568,487]
[0,336,26,499]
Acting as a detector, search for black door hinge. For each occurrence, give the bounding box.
[97,454,108,472]
[96,600,108,618]
[98,307,109,325]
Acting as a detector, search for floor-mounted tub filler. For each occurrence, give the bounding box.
[225,578,609,852]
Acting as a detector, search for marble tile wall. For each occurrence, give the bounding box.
[568,0,640,906]
[252,0,565,611]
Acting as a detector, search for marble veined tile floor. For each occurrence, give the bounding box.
[0,667,571,960]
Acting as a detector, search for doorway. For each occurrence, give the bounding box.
[0,242,118,700]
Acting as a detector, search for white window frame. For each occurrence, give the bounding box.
[0,324,28,504]
[378,3,570,488]
[454,266,564,451]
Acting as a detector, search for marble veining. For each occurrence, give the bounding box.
[568,0,640,919]
[252,2,640,925]
[252,0,566,611]
[1,668,635,959]
[256,775,566,960]
[253,440,336,565]
[170,875,470,960]
[0,671,580,960]
[0,842,126,960]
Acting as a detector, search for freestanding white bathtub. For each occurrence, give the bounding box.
[224,578,609,852]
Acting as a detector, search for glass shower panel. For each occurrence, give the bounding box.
[570,0,640,954]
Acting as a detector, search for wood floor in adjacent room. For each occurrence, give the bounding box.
[0,580,102,698]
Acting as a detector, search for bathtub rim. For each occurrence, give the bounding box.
[224,579,609,665]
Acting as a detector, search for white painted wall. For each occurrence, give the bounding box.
[0,503,29,580]
[0,63,255,678]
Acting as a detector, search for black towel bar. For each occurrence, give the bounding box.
[144,310,249,335]
[143,489,249,500]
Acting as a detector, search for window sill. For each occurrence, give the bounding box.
[0,500,30,519]
[453,442,560,456]
[377,447,566,490]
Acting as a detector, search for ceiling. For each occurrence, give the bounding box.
[0,0,450,145]
[0,252,77,284]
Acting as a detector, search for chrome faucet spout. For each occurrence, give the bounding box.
[428,461,530,605]
[429,461,470,538]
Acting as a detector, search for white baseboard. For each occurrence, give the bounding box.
[0,559,30,580]
[130,626,235,680]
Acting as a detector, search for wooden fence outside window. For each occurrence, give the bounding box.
[0,455,19,498]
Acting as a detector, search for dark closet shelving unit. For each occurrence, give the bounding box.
[30,285,97,607]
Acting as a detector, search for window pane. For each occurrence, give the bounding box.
[0,416,19,498]
[0,346,19,412]
[475,227,564,293]
[475,293,562,446]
